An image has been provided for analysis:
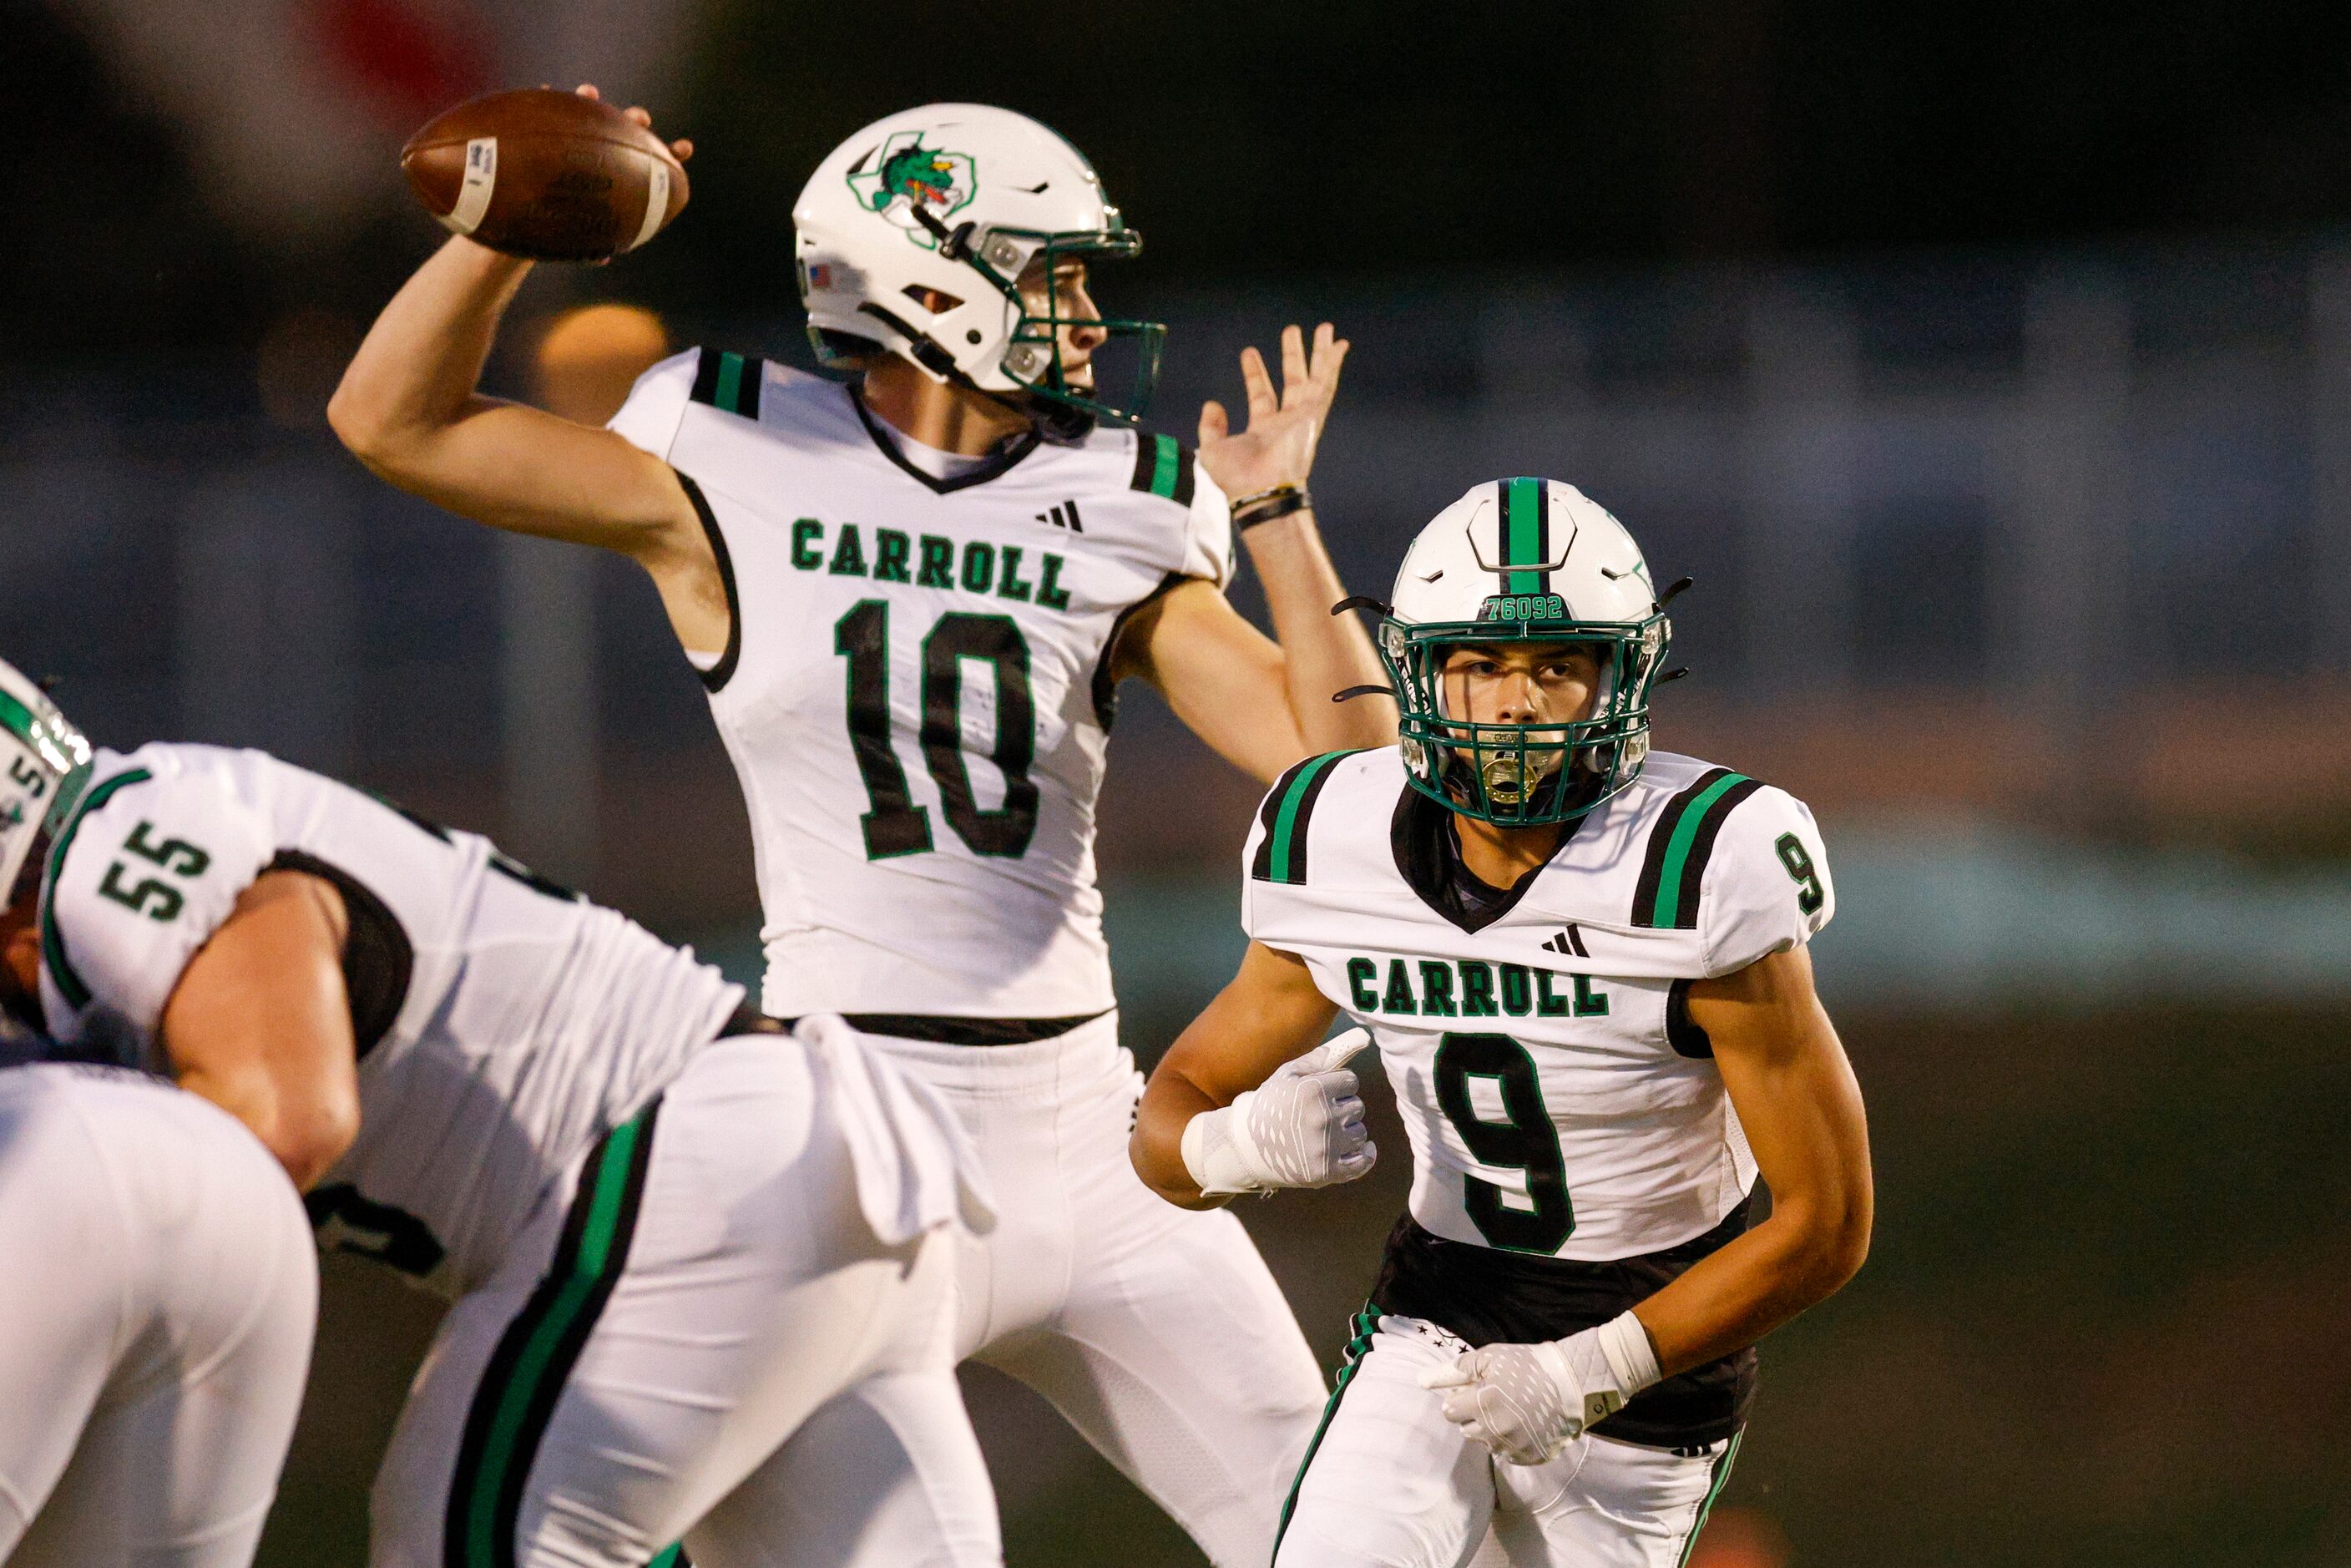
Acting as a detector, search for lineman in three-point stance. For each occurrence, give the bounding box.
[1134,479,1873,1566]
[0,660,1001,1567]
[0,671,314,1568]
[332,96,1396,1566]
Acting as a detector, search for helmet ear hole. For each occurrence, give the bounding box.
[901,285,964,315]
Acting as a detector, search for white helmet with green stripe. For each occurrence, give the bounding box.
[0,660,90,906]
[1380,478,1672,827]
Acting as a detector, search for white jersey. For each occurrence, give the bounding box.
[35,743,743,1294]
[610,352,1234,1020]
[1242,748,1834,1264]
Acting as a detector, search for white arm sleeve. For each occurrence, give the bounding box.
[604,346,703,461]
[43,763,276,1044]
[1181,461,1236,587]
[1698,786,1837,978]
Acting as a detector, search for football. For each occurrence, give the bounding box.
[401,89,689,262]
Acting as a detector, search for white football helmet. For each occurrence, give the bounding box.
[0,660,91,906]
[1378,478,1674,826]
[793,104,1161,440]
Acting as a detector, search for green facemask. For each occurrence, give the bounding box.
[1382,611,1671,827]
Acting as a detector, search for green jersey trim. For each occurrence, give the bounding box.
[1128,432,1196,506]
[1250,751,1356,885]
[39,767,154,1012]
[689,349,765,420]
[1631,769,1762,930]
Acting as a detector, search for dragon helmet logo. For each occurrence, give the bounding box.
[847,133,978,250]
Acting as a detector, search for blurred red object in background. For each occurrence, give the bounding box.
[1689,1507,1791,1568]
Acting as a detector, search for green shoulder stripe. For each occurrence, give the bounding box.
[1631,768,1764,930]
[1250,751,1355,886]
[1128,432,1196,506]
[40,767,154,1011]
[689,349,765,419]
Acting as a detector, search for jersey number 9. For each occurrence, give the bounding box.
[1433,1032,1575,1254]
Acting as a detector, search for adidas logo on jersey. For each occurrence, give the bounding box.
[1540,925,1590,958]
[1035,501,1084,533]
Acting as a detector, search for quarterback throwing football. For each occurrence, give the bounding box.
[1133,479,1873,1566]
[333,96,1394,1566]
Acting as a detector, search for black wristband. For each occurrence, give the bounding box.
[1235,489,1312,530]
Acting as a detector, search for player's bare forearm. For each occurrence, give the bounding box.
[1126,580,1311,783]
[160,871,362,1191]
[1243,508,1399,752]
[1630,947,1872,1375]
[1133,941,1337,1206]
[329,235,697,561]
[331,235,531,463]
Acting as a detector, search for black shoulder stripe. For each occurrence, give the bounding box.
[1249,761,1301,882]
[672,472,741,693]
[1090,572,1186,730]
[1250,751,1353,885]
[1631,769,1764,929]
[1128,432,1197,506]
[687,350,764,420]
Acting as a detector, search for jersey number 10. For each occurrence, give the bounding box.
[835,602,1040,861]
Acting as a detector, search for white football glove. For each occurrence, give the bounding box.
[1180,1029,1377,1196]
[1419,1312,1662,1466]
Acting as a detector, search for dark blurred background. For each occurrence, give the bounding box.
[8,2,2351,1563]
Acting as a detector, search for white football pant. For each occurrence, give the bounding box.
[369,1034,1000,1568]
[1276,1313,1739,1568]
[859,1014,1332,1568]
[0,1065,317,1568]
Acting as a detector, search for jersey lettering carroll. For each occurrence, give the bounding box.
[609,351,1234,1020]
[1242,748,1834,1263]
[36,742,742,1296]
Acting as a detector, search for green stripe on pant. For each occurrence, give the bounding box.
[1272,1305,1383,1560]
[443,1099,664,1568]
[1674,1429,1744,1568]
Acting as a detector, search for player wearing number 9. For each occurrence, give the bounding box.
[332,94,1395,1568]
[1132,478,1873,1568]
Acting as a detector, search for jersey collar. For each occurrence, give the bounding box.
[1389,785,1586,935]
[847,386,1044,495]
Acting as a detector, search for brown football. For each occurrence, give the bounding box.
[401,89,689,262]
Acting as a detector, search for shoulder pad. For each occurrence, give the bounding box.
[40,754,276,1036]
